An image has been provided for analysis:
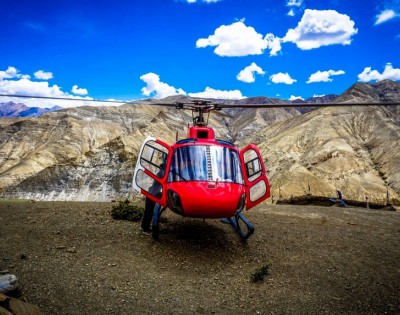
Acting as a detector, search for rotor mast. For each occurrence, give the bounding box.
[175,99,221,127]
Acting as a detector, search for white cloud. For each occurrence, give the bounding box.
[289,95,304,101]
[283,9,358,50]
[265,33,282,56]
[307,69,345,83]
[140,72,186,99]
[287,0,302,7]
[358,63,400,82]
[270,72,297,85]
[0,66,106,108]
[34,70,53,80]
[188,87,245,99]
[139,72,245,100]
[0,66,21,80]
[0,77,62,97]
[313,94,326,98]
[196,20,273,57]
[287,9,295,17]
[197,10,357,57]
[72,85,88,95]
[237,62,265,83]
[375,9,399,25]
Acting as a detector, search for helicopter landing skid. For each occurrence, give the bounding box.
[221,213,255,241]
[151,204,166,240]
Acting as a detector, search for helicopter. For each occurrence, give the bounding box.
[132,100,271,240]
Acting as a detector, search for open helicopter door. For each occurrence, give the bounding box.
[132,136,172,206]
[239,144,270,210]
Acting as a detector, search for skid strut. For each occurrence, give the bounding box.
[222,212,255,240]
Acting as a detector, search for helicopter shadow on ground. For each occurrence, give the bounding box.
[149,215,253,267]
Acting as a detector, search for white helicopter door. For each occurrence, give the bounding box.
[133,136,172,206]
[239,144,271,210]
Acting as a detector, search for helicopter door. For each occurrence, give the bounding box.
[133,136,172,206]
[239,144,270,210]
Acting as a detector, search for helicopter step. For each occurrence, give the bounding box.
[221,213,255,241]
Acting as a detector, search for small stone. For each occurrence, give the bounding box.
[0,274,18,294]
[66,247,77,253]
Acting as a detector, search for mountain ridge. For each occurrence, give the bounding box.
[0,101,62,118]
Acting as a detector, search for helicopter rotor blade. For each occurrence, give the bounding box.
[213,101,400,109]
[0,93,399,108]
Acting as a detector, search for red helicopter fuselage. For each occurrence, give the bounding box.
[166,129,246,218]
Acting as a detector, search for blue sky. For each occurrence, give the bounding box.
[1,0,400,108]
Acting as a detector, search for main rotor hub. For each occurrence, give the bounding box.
[175,100,221,127]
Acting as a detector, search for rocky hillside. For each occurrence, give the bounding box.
[244,105,400,204]
[0,80,399,204]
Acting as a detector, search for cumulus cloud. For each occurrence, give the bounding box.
[72,85,88,95]
[237,62,265,83]
[0,66,21,80]
[0,66,101,108]
[375,9,399,25]
[34,70,53,80]
[289,95,304,101]
[265,33,282,56]
[287,0,302,7]
[270,72,297,85]
[283,9,358,50]
[198,10,358,57]
[358,63,400,82]
[307,69,345,83]
[196,20,278,57]
[140,72,186,99]
[139,72,245,99]
[188,87,245,99]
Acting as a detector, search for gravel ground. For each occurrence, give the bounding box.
[0,200,399,315]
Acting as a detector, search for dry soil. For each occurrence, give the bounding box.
[0,200,399,315]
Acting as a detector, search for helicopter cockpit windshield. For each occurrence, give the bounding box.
[168,145,244,184]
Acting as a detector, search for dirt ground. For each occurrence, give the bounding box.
[0,200,399,315]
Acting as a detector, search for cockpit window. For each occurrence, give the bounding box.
[168,145,243,184]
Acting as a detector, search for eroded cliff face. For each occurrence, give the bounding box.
[243,105,400,204]
[0,81,400,203]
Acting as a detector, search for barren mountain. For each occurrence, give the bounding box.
[0,80,399,204]
[0,101,61,118]
[244,105,400,204]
